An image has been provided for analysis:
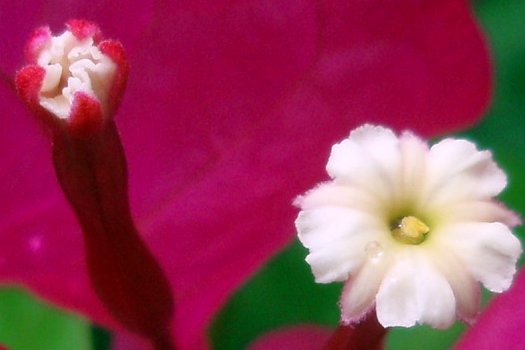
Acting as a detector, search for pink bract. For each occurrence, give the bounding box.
[0,0,490,349]
[454,268,525,350]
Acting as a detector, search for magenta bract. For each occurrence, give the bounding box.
[0,1,491,349]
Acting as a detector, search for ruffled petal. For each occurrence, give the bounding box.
[296,182,381,214]
[424,139,507,207]
[435,200,521,227]
[297,207,384,283]
[326,124,400,202]
[340,251,391,324]
[398,131,429,206]
[375,250,456,329]
[426,244,481,323]
[437,222,522,293]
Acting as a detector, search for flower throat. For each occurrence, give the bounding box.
[391,216,429,245]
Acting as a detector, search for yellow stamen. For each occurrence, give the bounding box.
[391,216,429,245]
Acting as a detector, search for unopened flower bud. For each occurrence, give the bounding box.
[16,19,128,137]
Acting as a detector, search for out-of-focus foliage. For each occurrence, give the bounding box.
[0,287,92,350]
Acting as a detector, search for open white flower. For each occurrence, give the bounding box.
[295,124,522,329]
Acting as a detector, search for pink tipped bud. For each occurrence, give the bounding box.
[24,26,52,64]
[16,20,128,137]
[17,20,174,348]
[66,19,103,42]
[99,40,129,117]
[69,92,104,136]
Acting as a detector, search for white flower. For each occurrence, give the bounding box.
[295,124,522,329]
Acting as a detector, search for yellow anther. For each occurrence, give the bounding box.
[391,216,430,245]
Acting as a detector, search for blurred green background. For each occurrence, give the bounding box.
[1,0,524,349]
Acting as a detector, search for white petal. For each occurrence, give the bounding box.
[294,182,380,213]
[427,244,481,323]
[434,200,521,227]
[296,207,385,283]
[376,251,456,329]
[296,207,374,248]
[438,222,522,292]
[340,250,391,323]
[398,132,429,205]
[306,241,365,283]
[425,139,507,205]
[326,124,400,201]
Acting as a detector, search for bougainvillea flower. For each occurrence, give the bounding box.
[296,124,521,329]
[0,0,491,349]
[16,20,175,348]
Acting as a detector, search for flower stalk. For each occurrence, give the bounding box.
[322,313,386,350]
[52,122,175,349]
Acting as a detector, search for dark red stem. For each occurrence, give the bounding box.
[323,313,387,350]
[52,121,175,349]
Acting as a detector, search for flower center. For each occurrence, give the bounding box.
[391,216,429,245]
[37,31,115,119]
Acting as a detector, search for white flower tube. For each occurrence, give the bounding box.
[295,124,522,329]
